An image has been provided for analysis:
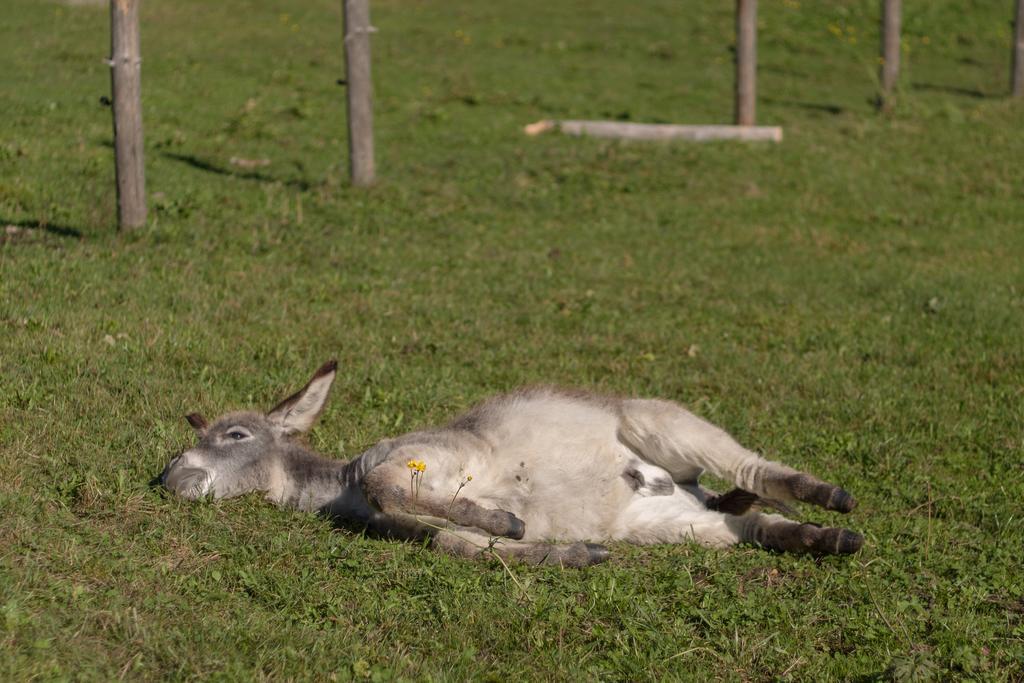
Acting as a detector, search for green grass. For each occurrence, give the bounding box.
[2,0,1023,679]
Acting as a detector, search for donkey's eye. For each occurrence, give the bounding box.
[222,425,253,441]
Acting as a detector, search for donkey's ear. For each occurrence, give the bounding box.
[267,360,337,435]
[185,413,208,433]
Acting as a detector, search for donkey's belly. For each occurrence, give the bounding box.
[514,475,709,543]
[462,397,668,542]
[471,440,651,542]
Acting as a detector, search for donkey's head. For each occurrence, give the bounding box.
[161,360,337,500]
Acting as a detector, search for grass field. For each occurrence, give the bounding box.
[2,0,1023,679]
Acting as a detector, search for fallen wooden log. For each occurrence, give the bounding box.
[524,120,782,142]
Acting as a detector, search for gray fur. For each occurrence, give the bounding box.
[162,362,863,566]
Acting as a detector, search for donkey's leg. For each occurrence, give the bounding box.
[618,399,856,513]
[704,487,761,515]
[430,526,610,568]
[736,512,864,555]
[360,513,610,566]
[362,460,526,539]
[613,495,863,555]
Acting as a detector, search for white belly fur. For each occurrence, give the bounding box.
[452,394,686,542]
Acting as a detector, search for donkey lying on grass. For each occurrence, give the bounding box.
[161,361,863,567]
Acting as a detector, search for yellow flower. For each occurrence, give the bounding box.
[466,475,473,481]
[406,459,427,473]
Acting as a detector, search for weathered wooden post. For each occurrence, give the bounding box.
[1013,0,1024,97]
[734,0,757,126]
[879,0,901,110]
[108,0,146,230]
[342,0,376,186]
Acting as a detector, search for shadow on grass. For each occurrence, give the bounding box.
[911,82,987,99]
[162,151,311,191]
[1,218,84,241]
[761,97,845,115]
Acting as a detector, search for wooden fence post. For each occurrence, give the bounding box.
[879,0,901,110]
[109,0,146,230]
[1013,0,1024,97]
[342,0,376,186]
[735,0,757,126]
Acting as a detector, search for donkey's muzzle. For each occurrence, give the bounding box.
[162,462,210,499]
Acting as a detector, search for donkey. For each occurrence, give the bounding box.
[161,360,863,567]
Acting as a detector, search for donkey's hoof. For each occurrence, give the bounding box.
[825,488,857,513]
[802,525,864,555]
[584,543,611,565]
[505,514,526,540]
[786,475,858,513]
[558,542,611,567]
[833,529,864,554]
